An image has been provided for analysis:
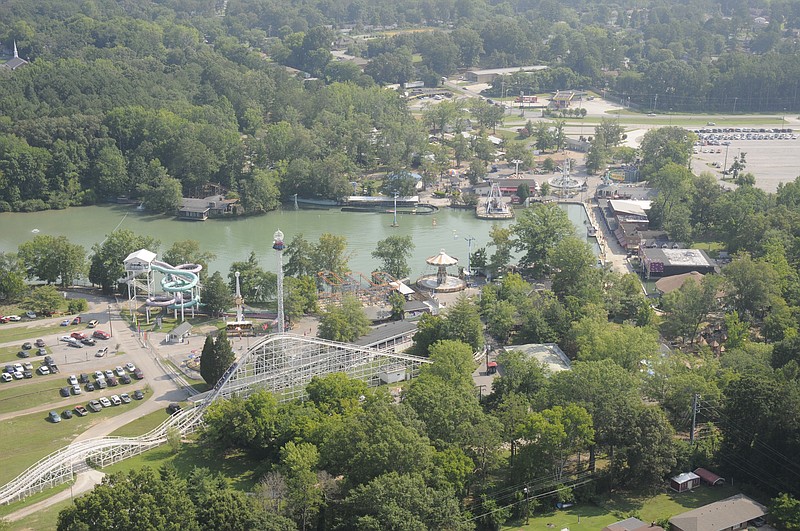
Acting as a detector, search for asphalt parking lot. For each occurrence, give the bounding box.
[692,138,799,192]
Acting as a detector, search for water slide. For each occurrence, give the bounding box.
[146,260,202,309]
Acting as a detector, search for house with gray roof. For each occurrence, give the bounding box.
[669,494,766,531]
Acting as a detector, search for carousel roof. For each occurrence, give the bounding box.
[426,248,458,266]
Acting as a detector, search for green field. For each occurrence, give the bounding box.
[0,399,147,486]
[502,485,740,530]
[0,376,75,416]
[0,344,50,365]
[108,405,166,438]
[102,443,265,491]
[7,497,73,531]
[0,323,81,344]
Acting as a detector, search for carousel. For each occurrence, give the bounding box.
[416,249,467,293]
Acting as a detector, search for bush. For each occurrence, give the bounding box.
[67,299,89,313]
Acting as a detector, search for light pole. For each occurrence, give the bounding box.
[511,159,522,178]
[464,235,476,281]
[523,486,530,523]
[723,144,730,175]
[107,304,113,338]
[392,192,399,227]
[272,230,285,334]
[783,108,787,129]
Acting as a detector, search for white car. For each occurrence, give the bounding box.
[59,336,72,343]
[96,347,108,357]
[67,375,78,386]
[13,371,23,380]
[72,385,82,395]
[38,366,51,375]
[6,315,20,321]
[94,370,104,380]
[125,363,136,372]
[1,373,12,382]
[13,363,23,373]
[115,366,125,377]
[98,397,111,408]
[104,370,114,379]
[109,395,121,406]
[119,393,131,404]
[22,362,33,370]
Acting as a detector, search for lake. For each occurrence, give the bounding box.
[0,203,598,279]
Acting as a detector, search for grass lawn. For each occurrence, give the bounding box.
[0,345,51,365]
[0,377,75,416]
[102,443,266,492]
[0,399,147,486]
[502,485,740,530]
[691,240,725,257]
[0,481,72,519]
[8,497,73,531]
[109,407,168,438]
[0,323,78,344]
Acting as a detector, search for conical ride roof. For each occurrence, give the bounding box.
[426,248,458,266]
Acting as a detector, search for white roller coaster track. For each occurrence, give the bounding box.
[0,334,430,505]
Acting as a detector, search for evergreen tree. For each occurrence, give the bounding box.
[200,331,235,386]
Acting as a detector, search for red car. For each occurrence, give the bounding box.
[70,331,87,340]
[92,330,110,340]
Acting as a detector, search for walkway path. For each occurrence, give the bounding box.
[5,470,106,522]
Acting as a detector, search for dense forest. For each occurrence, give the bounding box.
[1,0,800,211]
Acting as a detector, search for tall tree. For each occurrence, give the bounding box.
[203,271,233,317]
[284,234,316,278]
[372,235,415,279]
[312,233,350,277]
[511,203,574,274]
[162,240,216,282]
[200,331,235,386]
[23,285,63,316]
[318,294,370,342]
[18,235,86,287]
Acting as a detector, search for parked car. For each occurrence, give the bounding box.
[107,376,118,387]
[87,319,99,328]
[87,400,102,413]
[72,384,82,395]
[49,363,59,373]
[17,350,29,358]
[115,366,125,377]
[13,363,23,372]
[71,316,81,325]
[1,373,11,382]
[59,387,70,397]
[99,397,111,408]
[38,365,51,375]
[3,365,12,374]
[132,390,144,400]
[78,373,89,383]
[44,355,53,365]
[67,340,83,349]
[62,409,73,420]
[104,370,114,379]
[37,348,47,356]
[74,405,88,417]
[93,330,110,340]
[48,411,61,423]
[167,403,182,415]
[119,393,131,404]
[119,374,131,384]
[125,363,136,372]
[60,319,70,326]
[96,347,108,357]
[22,362,32,371]
[25,311,36,319]
[96,378,107,389]
[67,375,78,385]
[21,342,31,350]
[70,332,86,340]
[6,315,21,321]
[34,339,45,347]
[94,370,104,380]
[85,382,95,392]
[23,370,32,379]
[133,369,144,380]
[109,395,122,406]
[81,337,96,346]
[13,371,23,380]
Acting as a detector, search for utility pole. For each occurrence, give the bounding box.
[690,393,699,444]
[523,486,530,524]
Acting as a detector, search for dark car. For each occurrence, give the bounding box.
[34,339,45,347]
[92,330,110,340]
[79,373,89,384]
[17,350,29,358]
[133,369,144,380]
[85,382,95,392]
[80,337,96,346]
[59,387,70,397]
[21,342,32,350]
[44,355,53,365]
[107,376,118,387]
[61,409,73,420]
[96,378,107,389]
[120,374,131,385]
[23,370,32,379]
[132,390,144,400]
[48,411,61,423]
[166,403,182,415]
